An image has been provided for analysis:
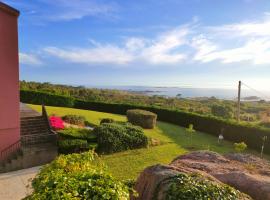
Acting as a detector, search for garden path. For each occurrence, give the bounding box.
[0,166,41,200]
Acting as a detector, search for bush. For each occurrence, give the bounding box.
[26,151,130,200]
[100,118,114,124]
[20,90,270,154]
[62,114,86,126]
[94,123,148,153]
[20,90,74,107]
[234,142,247,153]
[157,173,248,200]
[58,128,97,142]
[58,139,89,154]
[211,104,234,119]
[49,116,64,130]
[127,109,157,129]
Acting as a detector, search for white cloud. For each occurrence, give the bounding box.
[28,13,270,67]
[42,0,116,21]
[140,27,188,64]
[19,53,43,65]
[193,16,270,64]
[210,18,270,37]
[195,38,270,64]
[43,26,190,65]
[44,46,134,65]
[4,0,117,23]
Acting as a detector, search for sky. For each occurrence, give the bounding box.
[3,0,270,89]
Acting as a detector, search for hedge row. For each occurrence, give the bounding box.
[20,90,270,154]
[20,90,74,107]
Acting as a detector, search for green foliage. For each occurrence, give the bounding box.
[94,122,148,153]
[21,89,270,154]
[186,124,196,146]
[161,173,245,200]
[58,139,88,154]
[234,142,247,153]
[62,114,86,126]
[211,104,234,119]
[186,124,195,133]
[100,118,115,124]
[58,128,97,153]
[58,128,97,142]
[127,109,157,129]
[26,151,130,200]
[20,90,74,107]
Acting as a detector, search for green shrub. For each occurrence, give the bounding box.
[58,139,88,154]
[94,123,148,153]
[20,90,74,107]
[62,114,86,126]
[26,151,130,200]
[234,142,247,153]
[100,118,114,124]
[58,128,97,142]
[127,109,157,129]
[157,173,247,200]
[19,90,270,154]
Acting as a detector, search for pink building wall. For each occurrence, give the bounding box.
[0,3,20,153]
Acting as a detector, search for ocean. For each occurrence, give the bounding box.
[90,86,270,100]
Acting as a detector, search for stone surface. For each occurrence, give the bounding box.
[0,166,40,200]
[134,151,270,200]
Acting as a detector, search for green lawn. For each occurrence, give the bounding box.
[29,104,254,180]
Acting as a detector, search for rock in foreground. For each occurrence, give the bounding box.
[134,151,270,200]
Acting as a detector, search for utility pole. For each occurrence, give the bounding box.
[237,80,241,122]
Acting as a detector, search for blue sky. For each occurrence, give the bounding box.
[3,0,270,89]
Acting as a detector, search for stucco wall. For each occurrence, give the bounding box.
[0,4,20,152]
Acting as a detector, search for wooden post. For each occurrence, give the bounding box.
[237,81,241,122]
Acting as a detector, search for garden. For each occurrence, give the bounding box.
[28,104,266,182]
[24,104,262,199]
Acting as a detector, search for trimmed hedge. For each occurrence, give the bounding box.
[94,123,148,153]
[127,109,157,129]
[74,100,270,154]
[57,128,97,142]
[100,118,115,124]
[20,90,74,107]
[62,114,86,126]
[58,139,88,154]
[20,90,270,154]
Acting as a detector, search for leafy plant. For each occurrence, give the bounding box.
[94,122,148,153]
[157,173,247,200]
[58,139,89,154]
[100,118,115,124]
[62,114,86,126]
[234,142,247,153]
[186,124,196,146]
[25,151,131,200]
[58,128,96,142]
[49,116,64,130]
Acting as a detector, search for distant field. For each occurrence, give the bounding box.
[29,104,263,180]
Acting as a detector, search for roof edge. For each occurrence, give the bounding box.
[0,1,20,17]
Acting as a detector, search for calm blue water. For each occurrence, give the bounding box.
[88,85,270,100]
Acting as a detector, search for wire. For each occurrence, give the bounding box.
[241,82,270,100]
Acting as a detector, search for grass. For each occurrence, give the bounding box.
[29,104,262,180]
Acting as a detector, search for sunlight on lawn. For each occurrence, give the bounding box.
[29,104,257,180]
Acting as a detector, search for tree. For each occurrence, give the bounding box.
[211,104,233,119]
